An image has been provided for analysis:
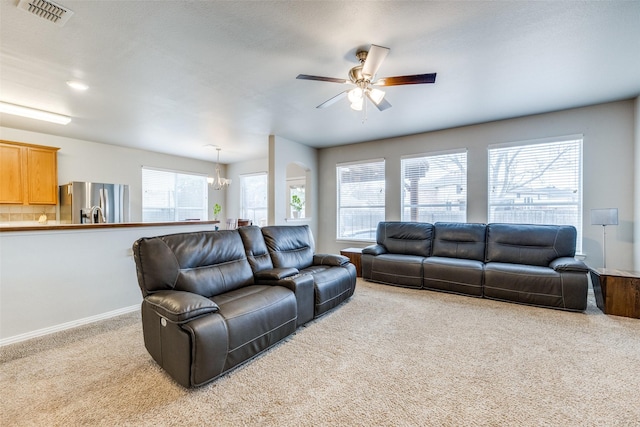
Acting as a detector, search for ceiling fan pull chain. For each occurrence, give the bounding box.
[362,95,368,124]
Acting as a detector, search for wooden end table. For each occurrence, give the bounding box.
[589,268,640,319]
[340,247,363,277]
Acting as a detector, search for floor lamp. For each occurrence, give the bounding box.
[590,208,618,269]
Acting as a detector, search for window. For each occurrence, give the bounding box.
[142,167,208,222]
[287,182,305,219]
[240,172,268,226]
[488,135,583,250]
[401,150,467,223]
[337,159,385,240]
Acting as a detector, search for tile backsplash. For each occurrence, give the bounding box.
[0,205,57,223]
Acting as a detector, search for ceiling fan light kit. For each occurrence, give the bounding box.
[297,44,436,115]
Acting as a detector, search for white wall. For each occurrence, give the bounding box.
[269,135,319,238]
[0,127,227,222]
[318,100,636,271]
[0,223,216,343]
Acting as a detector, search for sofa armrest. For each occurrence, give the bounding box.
[362,244,387,256]
[550,257,589,273]
[145,290,219,324]
[255,267,299,280]
[277,273,315,326]
[313,254,350,266]
[257,272,315,326]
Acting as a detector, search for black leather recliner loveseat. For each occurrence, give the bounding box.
[132,225,356,387]
[362,222,589,312]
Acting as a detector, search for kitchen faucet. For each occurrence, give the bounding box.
[90,205,106,223]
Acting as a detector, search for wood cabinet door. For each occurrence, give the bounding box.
[26,147,58,205]
[0,143,24,203]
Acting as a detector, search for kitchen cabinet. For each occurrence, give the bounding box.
[0,140,59,205]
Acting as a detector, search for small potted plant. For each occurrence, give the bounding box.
[290,195,304,219]
[213,203,221,220]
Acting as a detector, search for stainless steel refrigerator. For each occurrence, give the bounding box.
[59,182,130,224]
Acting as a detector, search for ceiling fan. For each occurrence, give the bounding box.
[296,44,436,112]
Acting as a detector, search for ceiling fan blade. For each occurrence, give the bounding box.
[374,73,437,86]
[366,92,392,111]
[361,45,390,79]
[316,91,348,109]
[297,74,349,84]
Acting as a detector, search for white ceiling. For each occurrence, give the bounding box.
[1,1,639,164]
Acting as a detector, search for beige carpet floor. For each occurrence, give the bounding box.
[2,279,640,426]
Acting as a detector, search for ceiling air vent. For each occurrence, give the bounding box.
[17,0,74,27]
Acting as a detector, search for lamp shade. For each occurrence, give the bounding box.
[590,208,618,226]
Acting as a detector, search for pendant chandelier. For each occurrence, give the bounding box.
[209,147,231,190]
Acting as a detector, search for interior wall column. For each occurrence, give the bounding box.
[634,97,640,270]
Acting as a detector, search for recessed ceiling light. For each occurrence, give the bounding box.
[66,80,89,91]
[0,101,71,125]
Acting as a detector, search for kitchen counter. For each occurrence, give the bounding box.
[0,220,224,344]
[0,220,220,232]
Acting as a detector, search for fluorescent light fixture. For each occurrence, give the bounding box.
[66,80,89,91]
[0,101,71,125]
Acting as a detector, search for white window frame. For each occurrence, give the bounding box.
[336,158,385,241]
[401,149,467,223]
[488,135,583,251]
[142,166,208,222]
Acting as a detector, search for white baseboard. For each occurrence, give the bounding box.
[0,305,140,347]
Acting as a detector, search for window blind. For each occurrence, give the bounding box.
[240,172,268,226]
[337,159,385,240]
[488,136,583,250]
[142,167,208,222]
[401,149,467,223]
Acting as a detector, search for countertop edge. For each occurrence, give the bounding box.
[0,220,221,233]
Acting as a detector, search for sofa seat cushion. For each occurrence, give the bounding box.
[300,265,356,316]
[211,285,297,370]
[484,262,586,311]
[422,256,484,296]
[364,253,424,289]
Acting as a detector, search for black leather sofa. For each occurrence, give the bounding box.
[132,225,356,387]
[362,222,589,312]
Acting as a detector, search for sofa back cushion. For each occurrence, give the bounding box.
[133,230,254,297]
[261,225,314,269]
[238,225,274,272]
[376,222,434,257]
[432,222,487,261]
[485,223,577,266]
